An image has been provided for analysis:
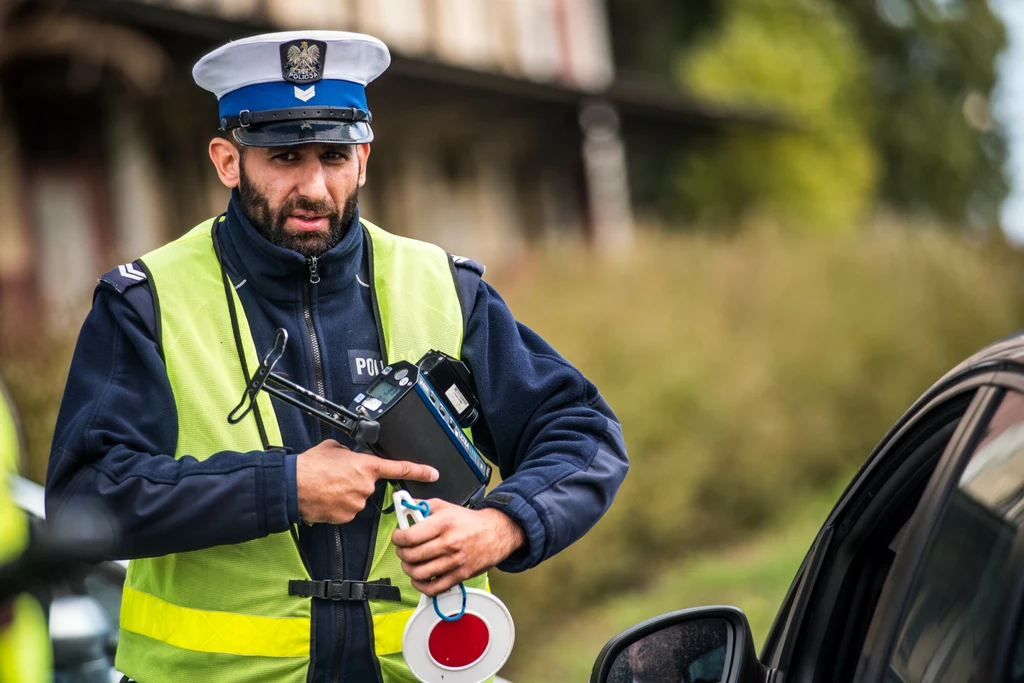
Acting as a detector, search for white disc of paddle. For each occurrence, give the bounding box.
[403,586,515,683]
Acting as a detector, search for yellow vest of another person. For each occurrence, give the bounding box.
[0,381,52,683]
[116,217,489,683]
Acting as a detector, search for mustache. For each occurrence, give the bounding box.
[279,195,338,218]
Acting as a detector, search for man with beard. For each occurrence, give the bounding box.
[45,31,628,683]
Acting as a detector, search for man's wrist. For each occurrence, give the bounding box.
[284,453,300,524]
[478,507,526,557]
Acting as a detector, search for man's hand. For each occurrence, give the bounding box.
[391,499,526,596]
[296,440,438,524]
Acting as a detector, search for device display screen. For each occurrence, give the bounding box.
[367,381,401,403]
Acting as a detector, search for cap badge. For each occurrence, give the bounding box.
[281,40,325,85]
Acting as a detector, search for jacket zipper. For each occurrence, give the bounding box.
[332,527,345,683]
[308,255,321,285]
[302,257,326,435]
[303,256,345,683]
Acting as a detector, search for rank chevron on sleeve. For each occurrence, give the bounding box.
[118,263,147,282]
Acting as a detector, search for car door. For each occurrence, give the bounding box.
[587,373,993,683]
[759,372,1005,683]
[587,355,1024,683]
[850,383,1024,683]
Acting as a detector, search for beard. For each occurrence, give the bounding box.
[237,157,359,258]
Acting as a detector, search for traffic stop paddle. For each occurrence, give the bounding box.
[393,490,515,683]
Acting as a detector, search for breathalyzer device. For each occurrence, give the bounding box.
[230,329,492,506]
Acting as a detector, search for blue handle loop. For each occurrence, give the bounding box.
[399,498,467,621]
[400,498,431,518]
[433,583,467,622]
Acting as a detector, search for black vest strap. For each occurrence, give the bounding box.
[288,578,401,602]
[211,217,272,451]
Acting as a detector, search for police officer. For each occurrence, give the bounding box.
[0,378,51,683]
[46,31,628,683]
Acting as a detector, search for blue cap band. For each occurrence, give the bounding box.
[219,79,368,119]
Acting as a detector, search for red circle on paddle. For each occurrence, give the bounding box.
[427,614,490,668]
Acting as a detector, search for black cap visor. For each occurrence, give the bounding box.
[233,120,373,147]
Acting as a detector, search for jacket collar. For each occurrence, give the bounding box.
[216,189,364,300]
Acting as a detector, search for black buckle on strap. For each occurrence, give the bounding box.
[288,578,401,602]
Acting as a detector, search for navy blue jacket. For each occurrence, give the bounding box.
[46,192,628,682]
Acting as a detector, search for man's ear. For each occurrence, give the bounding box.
[356,144,371,187]
[209,137,242,188]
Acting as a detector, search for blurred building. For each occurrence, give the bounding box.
[0,0,771,332]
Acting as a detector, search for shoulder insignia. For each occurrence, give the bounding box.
[98,261,148,295]
[451,255,486,277]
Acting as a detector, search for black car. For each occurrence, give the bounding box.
[591,335,1024,683]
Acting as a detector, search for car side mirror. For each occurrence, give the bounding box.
[590,606,768,683]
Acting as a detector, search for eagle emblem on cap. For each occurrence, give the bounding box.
[281,39,326,85]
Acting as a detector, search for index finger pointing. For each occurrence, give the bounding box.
[375,459,439,483]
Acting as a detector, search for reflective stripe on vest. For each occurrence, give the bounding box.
[119,217,486,683]
[120,585,309,657]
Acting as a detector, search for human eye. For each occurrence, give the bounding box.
[321,146,352,162]
[272,150,300,162]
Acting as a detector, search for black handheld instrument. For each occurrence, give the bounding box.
[230,329,491,506]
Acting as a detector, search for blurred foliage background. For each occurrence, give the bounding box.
[611,0,1006,229]
[1,0,1021,681]
[489,224,1024,679]
[496,0,1018,678]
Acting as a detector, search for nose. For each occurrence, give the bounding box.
[294,157,329,203]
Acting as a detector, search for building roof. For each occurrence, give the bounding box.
[27,0,786,133]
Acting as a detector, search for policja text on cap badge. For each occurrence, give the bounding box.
[280,40,326,84]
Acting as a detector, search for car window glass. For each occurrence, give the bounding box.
[797,408,966,683]
[886,391,1024,683]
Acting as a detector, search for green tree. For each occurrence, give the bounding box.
[674,0,878,230]
[606,0,1009,229]
[606,0,721,80]
[838,0,1007,226]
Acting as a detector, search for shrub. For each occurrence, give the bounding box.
[487,225,1024,667]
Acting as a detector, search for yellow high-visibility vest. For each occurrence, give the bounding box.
[117,217,488,683]
[0,380,52,683]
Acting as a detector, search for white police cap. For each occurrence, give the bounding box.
[193,31,391,146]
